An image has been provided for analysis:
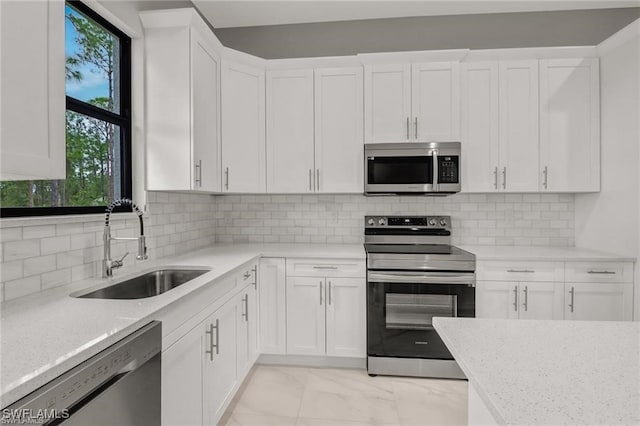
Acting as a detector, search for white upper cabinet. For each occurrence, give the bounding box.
[498,60,540,192]
[314,67,364,193]
[142,9,222,192]
[364,64,412,143]
[411,62,461,141]
[266,69,315,193]
[1,0,65,180]
[364,62,460,143]
[461,62,500,192]
[539,58,600,192]
[221,57,266,193]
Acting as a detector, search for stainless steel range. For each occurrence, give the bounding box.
[365,215,475,379]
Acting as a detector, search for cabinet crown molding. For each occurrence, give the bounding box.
[358,49,469,65]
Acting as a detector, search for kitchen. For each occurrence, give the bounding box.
[1,0,639,425]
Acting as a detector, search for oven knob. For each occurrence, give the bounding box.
[378,218,386,226]
[428,218,436,226]
[440,218,447,227]
[367,218,375,226]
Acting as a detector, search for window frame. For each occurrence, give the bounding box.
[0,0,133,218]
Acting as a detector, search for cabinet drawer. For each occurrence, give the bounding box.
[286,258,366,278]
[477,261,564,282]
[565,262,632,283]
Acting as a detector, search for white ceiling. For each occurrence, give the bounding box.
[191,0,640,28]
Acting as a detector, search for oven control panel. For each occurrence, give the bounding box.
[365,215,450,229]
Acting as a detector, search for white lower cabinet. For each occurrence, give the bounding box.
[286,276,366,357]
[476,261,635,322]
[476,281,564,320]
[565,282,633,321]
[259,258,287,354]
[161,261,260,426]
[162,321,206,426]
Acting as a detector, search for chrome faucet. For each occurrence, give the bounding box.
[103,198,148,278]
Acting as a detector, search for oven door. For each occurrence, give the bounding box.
[367,271,475,360]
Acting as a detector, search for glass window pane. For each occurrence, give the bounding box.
[0,113,121,208]
[65,4,120,114]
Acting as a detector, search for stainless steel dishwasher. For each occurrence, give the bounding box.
[4,321,161,425]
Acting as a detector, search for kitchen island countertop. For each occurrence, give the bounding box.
[433,317,640,425]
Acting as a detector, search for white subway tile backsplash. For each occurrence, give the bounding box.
[210,193,575,247]
[3,240,40,261]
[4,276,41,300]
[40,236,71,255]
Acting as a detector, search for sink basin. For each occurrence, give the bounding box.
[77,268,210,299]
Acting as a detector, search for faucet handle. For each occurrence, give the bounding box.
[113,252,129,268]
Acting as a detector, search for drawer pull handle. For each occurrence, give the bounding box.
[507,269,535,273]
[512,285,518,311]
[587,270,616,275]
[569,286,575,313]
[313,266,338,270]
[522,286,528,312]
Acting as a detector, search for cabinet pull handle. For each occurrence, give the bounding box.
[502,167,507,189]
[523,286,528,312]
[252,266,258,289]
[242,294,248,322]
[316,169,320,191]
[224,167,229,190]
[195,160,202,186]
[328,281,332,305]
[319,281,324,305]
[513,285,518,312]
[309,169,312,191]
[493,167,498,190]
[243,271,251,280]
[414,117,418,140]
[507,269,535,273]
[206,320,219,360]
[406,117,410,140]
[587,270,616,275]
[313,265,338,270]
[569,287,575,313]
[543,166,548,189]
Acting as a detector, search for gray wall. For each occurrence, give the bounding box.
[211,8,640,59]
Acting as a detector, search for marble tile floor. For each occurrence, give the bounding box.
[220,365,468,426]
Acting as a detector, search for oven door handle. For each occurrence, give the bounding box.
[368,271,475,286]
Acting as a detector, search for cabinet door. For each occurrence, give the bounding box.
[476,281,519,319]
[364,64,412,143]
[461,62,500,192]
[539,58,600,192]
[204,300,238,424]
[499,61,539,192]
[221,60,266,193]
[326,277,366,357]
[266,69,315,193]
[286,276,326,355]
[259,258,287,354]
[1,0,65,180]
[191,29,221,192]
[565,282,633,321]
[314,67,364,193]
[247,281,259,365]
[518,282,564,320]
[162,322,205,426]
[411,62,460,142]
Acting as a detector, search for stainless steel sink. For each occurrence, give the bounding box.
[77,268,210,299]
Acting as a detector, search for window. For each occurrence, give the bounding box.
[0,0,132,217]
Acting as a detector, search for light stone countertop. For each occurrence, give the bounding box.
[0,243,364,407]
[0,242,633,408]
[433,317,640,425]
[459,245,636,262]
[458,245,636,262]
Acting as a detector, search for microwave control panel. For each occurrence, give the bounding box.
[438,156,459,184]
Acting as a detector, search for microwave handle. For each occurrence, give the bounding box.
[432,150,439,191]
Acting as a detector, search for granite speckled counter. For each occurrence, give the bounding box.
[0,243,364,407]
[434,317,640,425]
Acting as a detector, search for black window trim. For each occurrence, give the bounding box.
[1,0,133,218]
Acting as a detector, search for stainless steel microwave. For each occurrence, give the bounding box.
[364,142,461,195]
